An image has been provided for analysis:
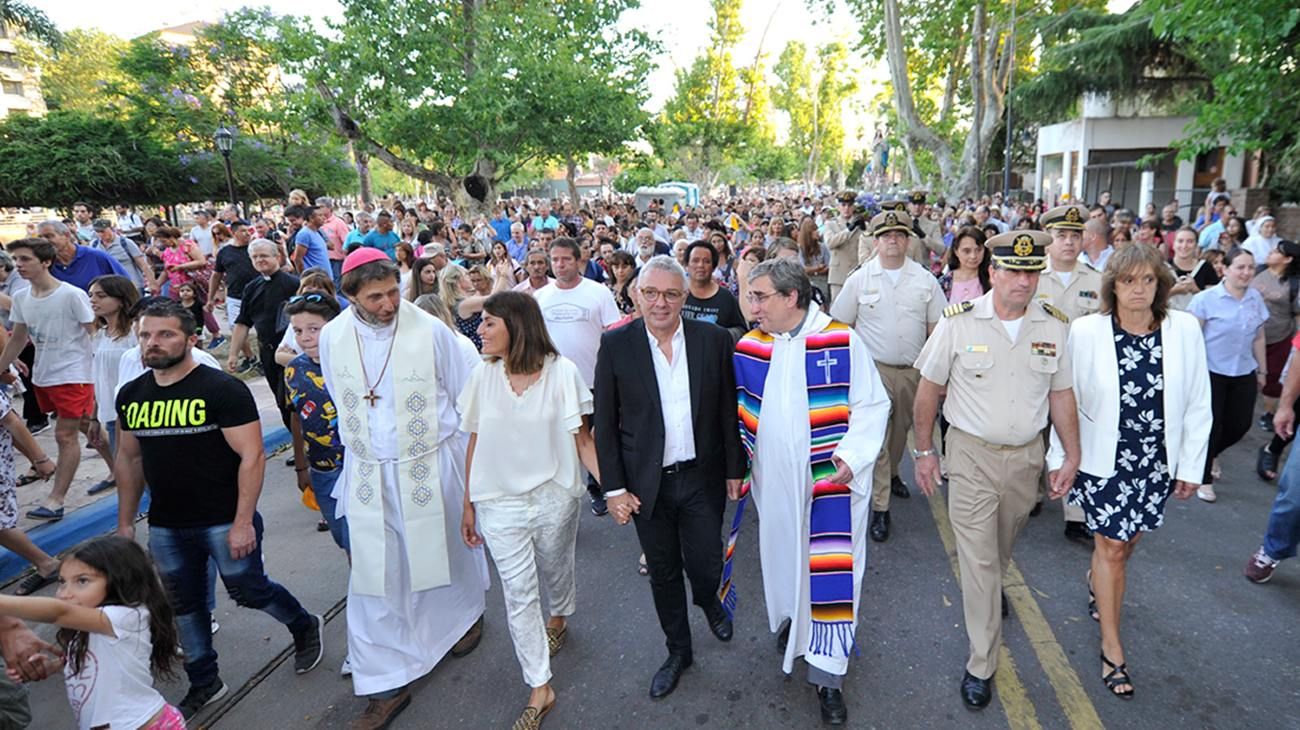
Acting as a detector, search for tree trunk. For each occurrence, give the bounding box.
[565,154,580,205]
[350,141,372,206]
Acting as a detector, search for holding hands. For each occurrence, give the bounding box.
[607,492,641,526]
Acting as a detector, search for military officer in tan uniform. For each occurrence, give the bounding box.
[910,229,1082,710]
[825,191,867,302]
[1034,203,1101,541]
[830,209,946,542]
[907,190,945,263]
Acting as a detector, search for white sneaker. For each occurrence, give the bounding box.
[211,618,220,635]
[340,656,352,677]
[1197,485,1217,503]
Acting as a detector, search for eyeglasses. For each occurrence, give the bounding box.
[639,288,685,303]
[289,293,326,304]
[746,290,782,304]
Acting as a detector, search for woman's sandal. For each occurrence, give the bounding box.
[15,565,59,596]
[1257,445,1279,481]
[17,458,54,487]
[512,697,556,730]
[545,624,567,657]
[1087,570,1099,622]
[1101,653,1135,699]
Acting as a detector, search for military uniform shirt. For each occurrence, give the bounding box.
[914,291,1072,445]
[831,258,946,366]
[1034,263,1102,320]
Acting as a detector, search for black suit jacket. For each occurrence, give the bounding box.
[593,317,746,518]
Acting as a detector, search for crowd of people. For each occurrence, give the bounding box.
[0,181,1294,729]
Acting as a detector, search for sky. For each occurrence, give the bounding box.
[39,0,885,149]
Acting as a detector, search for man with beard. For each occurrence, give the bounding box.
[320,248,489,729]
[114,299,323,721]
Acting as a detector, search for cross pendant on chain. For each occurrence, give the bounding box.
[363,390,381,407]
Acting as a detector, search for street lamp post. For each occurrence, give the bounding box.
[214,126,237,207]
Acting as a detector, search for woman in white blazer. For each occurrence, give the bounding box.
[1047,244,1211,699]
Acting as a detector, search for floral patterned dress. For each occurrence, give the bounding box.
[1068,320,1171,541]
[0,388,17,529]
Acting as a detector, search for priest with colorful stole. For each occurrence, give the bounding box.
[729,257,889,726]
[320,248,489,730]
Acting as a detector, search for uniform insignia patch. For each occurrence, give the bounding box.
[1041,302,1069,323]
[944,301,974,318]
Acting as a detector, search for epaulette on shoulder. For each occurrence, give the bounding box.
[1041,301,1069,323]
[943,301,974,318]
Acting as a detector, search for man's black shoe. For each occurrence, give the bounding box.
[704,602,733,642]
[1063,521,1092,543]
[179,678,229,719]
[869,510,890,543]
[589,494,608,516]
[776,618,791,654]
[1029,500,1043,517]
[25,419,50,436]
[649,653,692,699]
[890,476,910,499]
[961,671,992,709]
[817,687,847,725]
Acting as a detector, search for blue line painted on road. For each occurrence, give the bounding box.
[0,426,291,585]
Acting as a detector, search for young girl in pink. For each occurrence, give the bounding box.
[0,536,183,729]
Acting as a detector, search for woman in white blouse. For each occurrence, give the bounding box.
[1049,244,1211,699]
[458,290,599,730]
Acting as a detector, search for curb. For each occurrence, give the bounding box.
[0,426,292,586]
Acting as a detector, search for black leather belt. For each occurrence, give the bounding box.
[662,459,697,475]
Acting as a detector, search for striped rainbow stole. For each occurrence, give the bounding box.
[722,320,856,658]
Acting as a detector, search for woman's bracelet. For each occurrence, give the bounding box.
[33,457,51,465]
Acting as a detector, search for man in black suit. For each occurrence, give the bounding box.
[594,255,746,700]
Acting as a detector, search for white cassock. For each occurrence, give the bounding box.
[750,309,889,677]
[320,311,490,696]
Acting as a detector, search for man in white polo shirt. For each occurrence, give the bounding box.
[535,237,620,515]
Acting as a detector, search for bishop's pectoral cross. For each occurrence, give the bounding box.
[363,390,381,407]
[816,352,838,384]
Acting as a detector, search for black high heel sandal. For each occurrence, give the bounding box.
[1101,653,1134,699]
[1086,570,1099,622]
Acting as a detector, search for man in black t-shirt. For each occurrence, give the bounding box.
[114,300,322,719]
[229,239,299,428]
[681,240,748,342]
[209,220,259,371]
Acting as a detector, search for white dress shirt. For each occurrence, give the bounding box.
[649,319,696,467]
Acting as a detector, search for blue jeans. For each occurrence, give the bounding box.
[310,468,349,553]
[1264,446,1300,560]
[149,512,313,687]
[329,259,343,288]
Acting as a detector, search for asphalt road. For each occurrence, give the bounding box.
[15,420,1300,730]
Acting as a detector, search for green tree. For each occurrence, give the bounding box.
[658,0,771,188]
[15,29,129,114]
[0,111,184,208]
[0,0,59,47]
[109,10,354,201]
[772,40,857,187]
[270,0,655,213]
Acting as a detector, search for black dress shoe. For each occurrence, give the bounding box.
[890,476,911,499]
[1029,499,1044,517]
[649,653,692,699]
[704,602,733,642]
[817,686,847,725]
[869,510,890,543]
[1001,591,1009,618]
[589,494,608,517]
[961,671,992,709]
[776,618,791,654]
[1063,521,1092,543]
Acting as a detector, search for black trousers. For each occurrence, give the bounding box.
[260,344,292,431]
[17,341,41,424]
[1205,372,1257,484]
[632,467,725,657]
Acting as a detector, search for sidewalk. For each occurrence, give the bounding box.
[0,358,291,585]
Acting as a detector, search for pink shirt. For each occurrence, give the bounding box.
[948,276,984,304]
[320,215,350,261]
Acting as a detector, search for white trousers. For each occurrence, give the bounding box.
[475,483,581,688]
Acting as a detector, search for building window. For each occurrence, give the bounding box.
[1,81,21,96]
[0,53,17,69]
[5,109,26,118]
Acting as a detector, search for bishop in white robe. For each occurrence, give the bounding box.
[320,251,489,725]
[739,259,889,724]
